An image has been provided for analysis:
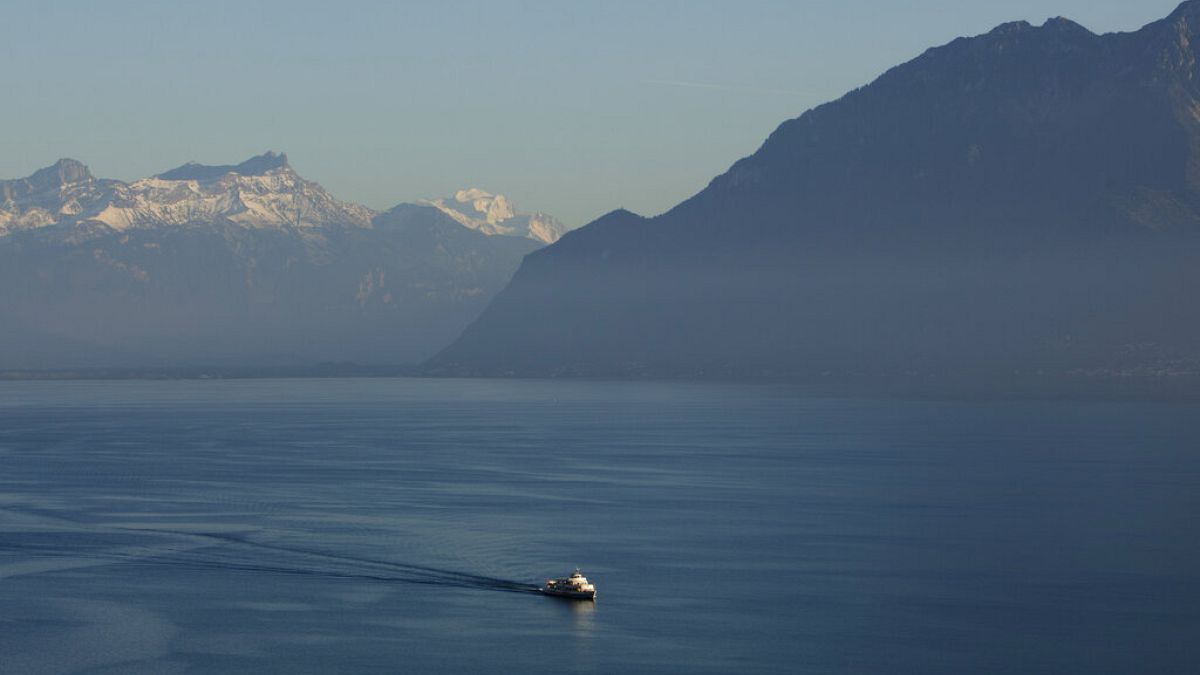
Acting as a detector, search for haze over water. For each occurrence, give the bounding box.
[0,378,1196,674]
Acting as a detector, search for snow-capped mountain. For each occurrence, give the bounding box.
[423,188,567,244]
[0,153,549,369]
[0,158,118,234]
[1,153,568,242]
[0,152,371,236]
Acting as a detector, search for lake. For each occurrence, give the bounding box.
[0,378,1196,674]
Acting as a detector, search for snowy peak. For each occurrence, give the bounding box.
[94,162,373,231]
[33,158,94,187]
[454,188,516,225]
[424,189,566,244]
[1,158,94,203]
[1,158,116,234]
[0,152,372,235]
[2,156,563,244]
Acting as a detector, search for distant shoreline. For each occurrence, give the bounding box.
[0,364,418,381]
[2,366,1198,401]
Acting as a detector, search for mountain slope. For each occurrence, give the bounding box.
[0,155,542,368]
[428,3,1200,382]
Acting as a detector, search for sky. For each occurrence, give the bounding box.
[0,0,1184,227]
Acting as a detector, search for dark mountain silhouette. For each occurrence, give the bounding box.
[428,3,1200,384]
[156,151,291,181]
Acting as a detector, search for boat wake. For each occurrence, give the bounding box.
[0,509,541,595]
[150,529,543,594]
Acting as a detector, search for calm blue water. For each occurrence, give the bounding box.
[0,379,1196,674]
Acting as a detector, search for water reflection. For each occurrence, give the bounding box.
[548,596,596,638]
[570,597,596,637]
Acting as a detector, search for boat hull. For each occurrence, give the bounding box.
[540,588,596,601]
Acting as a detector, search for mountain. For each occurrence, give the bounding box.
[422,188,567,244]
[0,152,373,235]
[427,3,1200,386]
[0,153,544,369]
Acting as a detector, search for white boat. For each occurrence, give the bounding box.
[541,569,596,600]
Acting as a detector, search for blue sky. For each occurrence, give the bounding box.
[1,0,1183,226]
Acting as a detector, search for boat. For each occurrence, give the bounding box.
[541,569,596,600]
